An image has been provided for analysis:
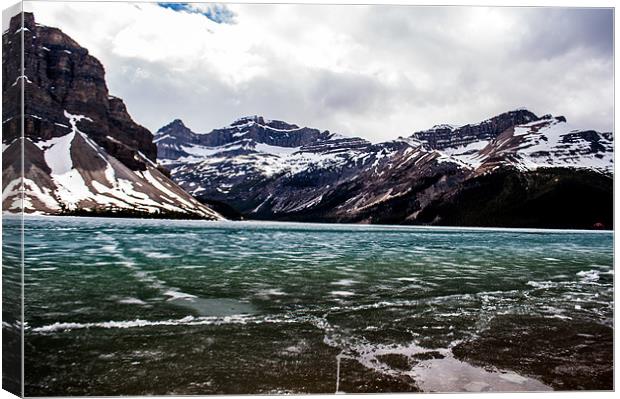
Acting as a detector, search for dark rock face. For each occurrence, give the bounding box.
[4,12,156,170]
[561,130,608,153]
[414,168,613,230]
[155,119,197,159]
[412,109,539,150]
[2,12,220,219]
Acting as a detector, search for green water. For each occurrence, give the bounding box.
[9,216,614,394]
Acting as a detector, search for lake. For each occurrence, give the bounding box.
[4,216,613,394]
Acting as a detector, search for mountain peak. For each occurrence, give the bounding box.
[9,12,35,33]
[229,115,301,132]
[156,118,194,136]
[510,107,533,113]
[231,115,266,126]
[430,124,460,131]
[162,119,187,129]
[478,108,539,124]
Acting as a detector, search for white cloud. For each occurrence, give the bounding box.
[24,1,613,142]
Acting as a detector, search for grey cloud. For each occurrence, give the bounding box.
[309,71,393,113]
[30,3,613,140]
[518,8,613,60]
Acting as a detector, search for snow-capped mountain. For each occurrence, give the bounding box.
[2,13,221,219]
[156,116,374,196]
[414,112,613,174]
[157,110,613,228]
[478,116,612,173]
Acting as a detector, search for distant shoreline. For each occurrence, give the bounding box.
[4,212,613,233]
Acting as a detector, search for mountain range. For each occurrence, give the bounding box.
[155,109,613,228]
[2,13,613,229]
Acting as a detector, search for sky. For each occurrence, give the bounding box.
[21,1,614,142]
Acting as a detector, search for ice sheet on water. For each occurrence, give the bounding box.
[330,291,356,297]
[576,269,600,282]
[118,297,148,306]
[330,279,358,286]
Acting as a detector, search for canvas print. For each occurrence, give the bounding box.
[1,1,614,396]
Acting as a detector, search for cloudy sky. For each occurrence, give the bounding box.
[23,1,613,142]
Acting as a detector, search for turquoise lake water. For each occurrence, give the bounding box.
[3,216,613,394]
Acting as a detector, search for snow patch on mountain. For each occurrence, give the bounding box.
[436,140,489,169]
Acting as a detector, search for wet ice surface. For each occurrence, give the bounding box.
[413,356,551,392]
[18,216,613,395]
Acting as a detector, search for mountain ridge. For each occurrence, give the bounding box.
[411,109,541,150]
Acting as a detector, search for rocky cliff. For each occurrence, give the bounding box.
[2,12,221,219]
